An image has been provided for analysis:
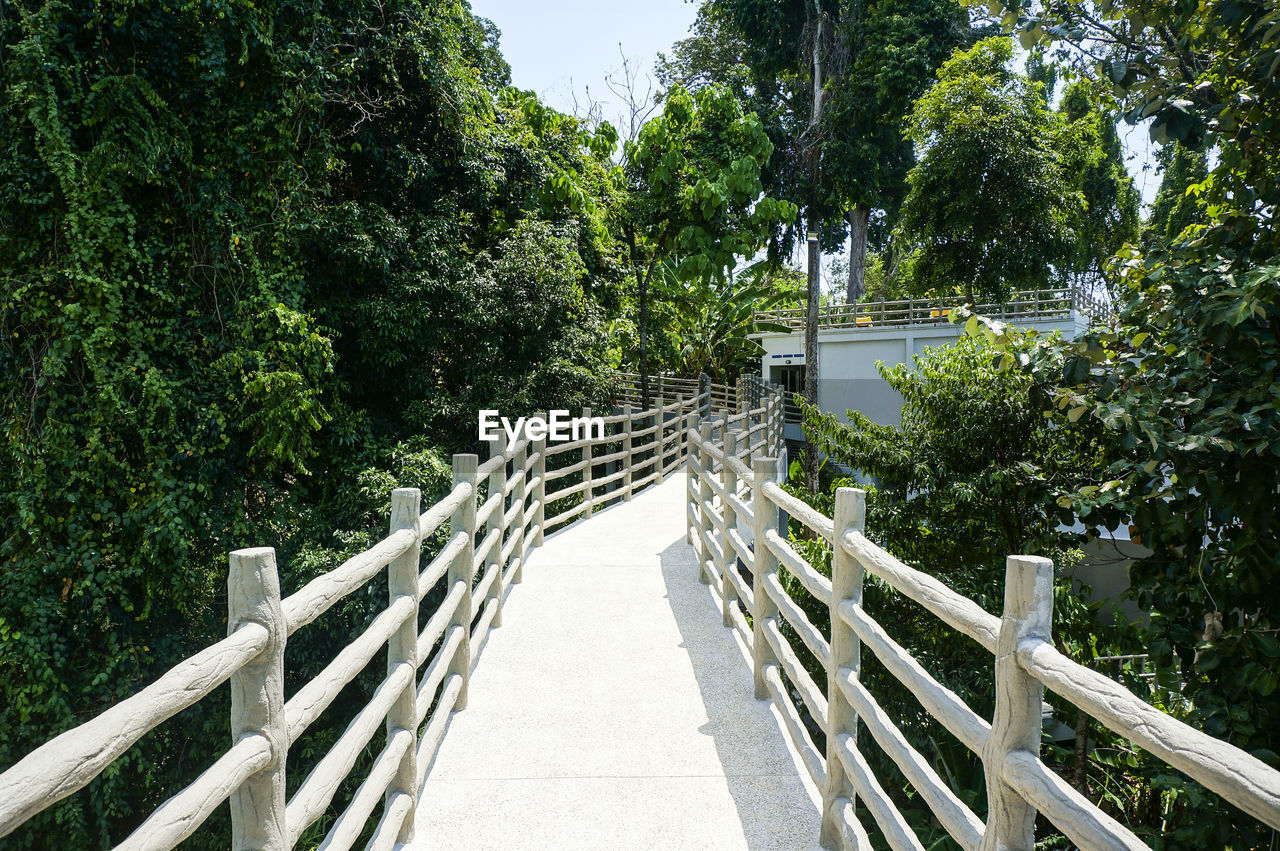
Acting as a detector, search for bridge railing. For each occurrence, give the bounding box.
[686,427,1280,850]
[752,286,1115,335]
[0,379,744,849]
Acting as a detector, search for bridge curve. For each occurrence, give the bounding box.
[413,472,822,849]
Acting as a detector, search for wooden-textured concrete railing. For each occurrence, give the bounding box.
[686,427,1280,850]
[0,379,735,849]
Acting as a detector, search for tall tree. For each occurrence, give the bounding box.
[897,37,1077,303]
[972,0,1280,840]
[0,0,625,844]
[623,84,795,405]
[1056,80,1141,296]
[1145,142,1209,246]
[821,0,975,302]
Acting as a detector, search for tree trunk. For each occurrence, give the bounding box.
[803,0,825,495]
[846,204,869,304]
[639,267,651,409]
[804,221,821,495]
[1073,707,1090,794]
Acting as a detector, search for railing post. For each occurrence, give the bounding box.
[387,488,421,842]
[486,437,506,628]
[622,404,634,500]
[533,412,547,546]
[227,547,287,850]
[449,454,478,710]
[751,456,782,699]
[774,389,785,456]
[655,392,666,484]
[697,421,714,585]
[512,440,528,585]
[686,412,701,545]
[721,430,739,626]
[982,555,1054,851]
[699,373,712,418]
[582,406,594,519]
[821,487,866,848]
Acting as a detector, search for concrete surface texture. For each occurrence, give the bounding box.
[412,472,823,850]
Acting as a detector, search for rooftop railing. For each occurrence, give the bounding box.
[753,286,1115,335]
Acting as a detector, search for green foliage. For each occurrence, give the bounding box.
[621,82,794,398]
[666,0,979,265]
[0,0,622,845]
[962,0,1280,840]
[796,333,1144,845]
[969,249,1280,844]
[897,37,1078,303]
[1145,143,1209,247]
[648,260,791,380]
[822,0,974,225]
[625,84,793,281]
[1056,81,1141,294]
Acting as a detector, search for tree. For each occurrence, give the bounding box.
[650,261,792,380]
[1145,142,1209,247]
[0,0,625,844]
[623,83,795,406]
[897,37,1078,304]
[796,333,1139,843]
[821,0,976,302]
[1057,81,1141,296]
[960,2,1280,838]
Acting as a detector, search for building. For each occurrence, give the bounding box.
[753,286,1110,439]
[752,286,1142,617]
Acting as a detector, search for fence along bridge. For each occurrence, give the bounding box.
[2,374,1279,849]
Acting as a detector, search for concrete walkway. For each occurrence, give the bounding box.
[412,472,822,850]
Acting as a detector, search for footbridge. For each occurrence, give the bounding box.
[2,375,1279,850]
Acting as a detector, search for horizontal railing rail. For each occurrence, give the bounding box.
[753,286,1115,335]
[0,374,747,848]
[685,425,1280,850]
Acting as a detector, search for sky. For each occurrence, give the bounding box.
[469,0,700,125]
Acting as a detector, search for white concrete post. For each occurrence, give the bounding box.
[512,440,528,585]
[821,487,866,849]
[982,555,1054,851]
[387,488,421,842]
[751,457,782,699]
[699,373,712,418]
[582,406,594,519]
[533,412,547,546]
[736,375,747,414]
[227,547,287,850]
[486,437,506,628]
[697,421,714,585]
[773,390,784,455]
[449,454,478,710]
[721,430,739,626]
[655,392,666,484]
[622,404,634,501]
[686,412,701,545]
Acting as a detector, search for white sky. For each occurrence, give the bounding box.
[469,0,699,125]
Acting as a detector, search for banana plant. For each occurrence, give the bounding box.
[651,259,792,381]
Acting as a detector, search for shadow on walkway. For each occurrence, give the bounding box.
[657,537,823,850]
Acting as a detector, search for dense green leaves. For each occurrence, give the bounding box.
[622,83,794,398]
[959,0,1280,841]
[796,334,1139,844]
[897,37,1078,303]
[0,0,621,845]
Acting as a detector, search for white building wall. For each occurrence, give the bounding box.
[760,314,1083,427]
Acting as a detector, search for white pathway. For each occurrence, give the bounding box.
[411,472,822,850]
